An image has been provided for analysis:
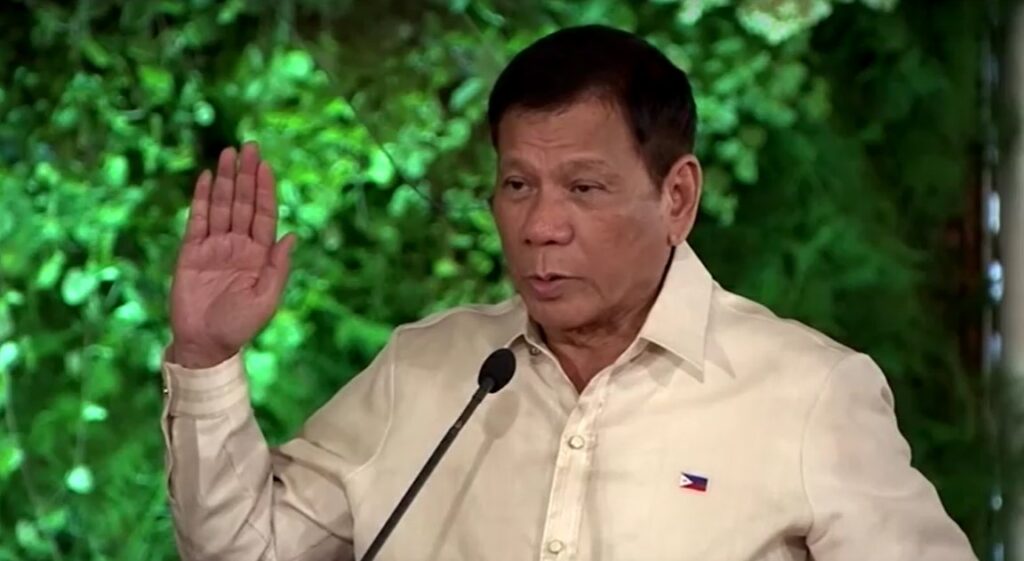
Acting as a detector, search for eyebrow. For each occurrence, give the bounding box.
[559,158,617,175]
[500,157,622,179]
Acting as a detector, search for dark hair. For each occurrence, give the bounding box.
[487,25,698,186]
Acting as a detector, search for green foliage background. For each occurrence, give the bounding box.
[0,0,995,558]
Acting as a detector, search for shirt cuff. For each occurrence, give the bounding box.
[161,345,250,417]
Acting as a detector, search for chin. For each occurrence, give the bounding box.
[519,295,593,332]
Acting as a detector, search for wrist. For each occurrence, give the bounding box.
[169,340,238,369]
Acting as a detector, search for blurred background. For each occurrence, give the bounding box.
[1,0,1022,559]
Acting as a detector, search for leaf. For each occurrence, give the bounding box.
[34,250,66,289]
[81,402,108,422]
[0,340,20,372]
[15,520,49,555]
[861,0,898,10]
[102,154,129,187]
[138,65,175,104]
[449,77,485,111]
[245,350,278,405]
[61,267,99,305]
[387,184,429,218]
[280,50,314,81]
[734,149,759,184]
[433,257,459,279]
[113,300,147,325]
[36,508,69,533]
[216,0,247,24]
[257,311,307,351]
[98,265,121,282]
[81,37,112,68]
[64,465,94,494]
[366,149,396,185]
[193,100,216,126]
[738,0,833,44]
[676,0,731,26]
[0,438,23,479]
[52,106,78,129]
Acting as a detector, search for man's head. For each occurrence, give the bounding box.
[488,25,702,335]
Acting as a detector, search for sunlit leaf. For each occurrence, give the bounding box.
[366,149,396,185]
[245,350,278,405]
[113,301,147,325]
[102,154,129,187]
[65,465,94,494]
[34,251,66,289]
[81,402,108,422]
[61,268,99,305]
[194,100,216,126]
[449,77,486,111]
[0,341,20,372]
[0,438,23,479]
[15,520,49,555]
[37,508,69,533]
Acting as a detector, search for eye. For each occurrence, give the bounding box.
[503,178,527,191]
[570,183,601,194]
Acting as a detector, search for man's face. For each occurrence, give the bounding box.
[491,96,697,333]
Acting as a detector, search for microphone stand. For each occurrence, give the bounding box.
[360,378,496,561]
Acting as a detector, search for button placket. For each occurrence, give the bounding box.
[536,368,614,560]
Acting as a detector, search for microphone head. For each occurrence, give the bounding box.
[478,348,516,393]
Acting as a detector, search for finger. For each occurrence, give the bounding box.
[209,147,237,235]
[255,234,296,301]
[252,161,278,247]
[184,170,212,242]
[231,142,260,236]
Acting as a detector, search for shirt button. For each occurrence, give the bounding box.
[547,539,565,554]
[528,346,540,356]
[567,435,585,449]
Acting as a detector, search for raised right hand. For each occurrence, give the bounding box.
[168,144,297,369]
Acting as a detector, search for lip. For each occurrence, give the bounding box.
[525,275,573,300]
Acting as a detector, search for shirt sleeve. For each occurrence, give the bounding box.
[801,353,978,561]
[160,333,398,561]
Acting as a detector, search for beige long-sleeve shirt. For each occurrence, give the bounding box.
[160,244,977,561]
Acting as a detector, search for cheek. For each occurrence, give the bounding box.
[585,205,665,249]
[492,205,516,241]
[493,209,527,268]
[578,208,666,286]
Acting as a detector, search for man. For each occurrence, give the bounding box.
[161,25,977,560]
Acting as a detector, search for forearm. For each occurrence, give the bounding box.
[164,399,277,559]
[161,349,353,561]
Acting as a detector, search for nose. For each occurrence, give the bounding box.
[522,189,572,246]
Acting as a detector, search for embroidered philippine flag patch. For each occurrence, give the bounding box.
[679,472,709,492]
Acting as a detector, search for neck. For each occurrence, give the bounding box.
[542,294,656,393]
[538,248,677,393]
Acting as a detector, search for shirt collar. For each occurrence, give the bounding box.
[637,243,712,371]
[500,243,713,372]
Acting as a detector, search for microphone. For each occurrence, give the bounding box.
[360,348,517,561]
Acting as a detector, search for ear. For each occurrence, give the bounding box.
[659,154,702,246]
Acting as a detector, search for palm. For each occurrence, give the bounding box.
[172,234,271,349]
[170,144,296,360]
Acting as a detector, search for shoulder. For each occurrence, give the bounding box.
[387,297,526,370]
[705,283,864,390]
[703,284,899,461]
[394,297,523,341]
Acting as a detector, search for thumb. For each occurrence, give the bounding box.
[255,233,296,301]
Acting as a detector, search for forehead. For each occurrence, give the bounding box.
[495,97,640,168]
